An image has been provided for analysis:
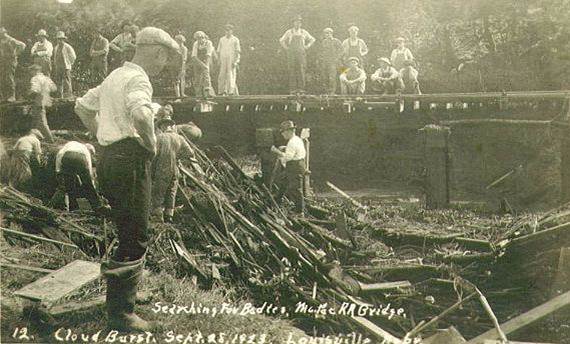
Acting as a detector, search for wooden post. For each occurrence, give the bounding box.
[421,125,451,209]
[560,97,570,202]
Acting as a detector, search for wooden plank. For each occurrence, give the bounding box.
[467,290,570,343]
[14,260,101,305]
[359,280,412,292]
[484,341,553,344]
[0,263,55,274]
[48,295,105,317]
[352,316,403,344]
[424,327,466,344]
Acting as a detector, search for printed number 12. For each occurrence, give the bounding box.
[12,327,31,341]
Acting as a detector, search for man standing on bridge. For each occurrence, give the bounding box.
[279,16,316,94]
[0,27,26,102]
[75,27,180,332]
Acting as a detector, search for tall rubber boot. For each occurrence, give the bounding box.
[101,258,158,332]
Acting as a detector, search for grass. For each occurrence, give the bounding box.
[0,233,306,344]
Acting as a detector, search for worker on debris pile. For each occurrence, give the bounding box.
[50,141,108,214]
[3,129,44,189]
[271,120,306,215]
[75,27,180,332]
[151,116,194,223]
[29,64,57,143]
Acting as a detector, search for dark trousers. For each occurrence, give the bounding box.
[53,152,101,210]
[30,106,54,142]
[0,62,16,100]
[54,67,73,98]
[99,138,152,262]
[287,51,306,93]
[321,62,338,94]
[278,159,305,214]
[90,58,108,85]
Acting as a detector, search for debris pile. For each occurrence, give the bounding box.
[1,137,569,343]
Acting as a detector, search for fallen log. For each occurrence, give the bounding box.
[359,280,412,293]
[326,181,367,210]
[351,316,403,344]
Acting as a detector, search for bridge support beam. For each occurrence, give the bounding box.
[422,125,451,209]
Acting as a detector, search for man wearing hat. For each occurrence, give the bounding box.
[271,120,307,215]
[191,31,217,97]
[400,59,421,94]
[279,16,316,94]
[339,56,366,95]
[390,37,414,71]
[0,27,26,102]
[89,28,109,84]
[342,25,368,68]
[109,21,135,69]
[174,34,188,97]
[217,24,241,96]
[4,129,44,189]
[31,29,53,76]
[50,141,107,213]
[75,26,180,332]
[151,116,194,223]
[53,31,77,98]
[319,27,342,94]
[370,57,403,95]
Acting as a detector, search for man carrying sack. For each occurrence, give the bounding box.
[75,27,180,332]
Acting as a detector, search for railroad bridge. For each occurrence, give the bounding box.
[1,91,569,210]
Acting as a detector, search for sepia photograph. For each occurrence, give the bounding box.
[0,0,569,343]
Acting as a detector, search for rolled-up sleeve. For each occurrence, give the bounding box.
[77,86,101,112]
[125,75,153,115]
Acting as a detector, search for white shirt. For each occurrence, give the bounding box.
[281,135,306,166]
[75,62,154,147]
[31,40,53,58]
[279,28,315,47]
[14,135,41,155]
[55,141,93,176]
[30,73,56,107]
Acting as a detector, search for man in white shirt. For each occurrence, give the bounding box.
[75,27,180,332]
[30,29,53,76]
[271,120,306,215]
[51,141,105,212]
[4,129,43,189]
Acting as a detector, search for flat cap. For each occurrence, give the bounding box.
[279,120,296,132]
[136,27,180,54]
[323,27,333,34]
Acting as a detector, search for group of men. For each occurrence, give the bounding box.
[2,25,309,334]
[282,17,421,95]
[1,27,76,102]
[1,17,421,102]
[0,22,241,103]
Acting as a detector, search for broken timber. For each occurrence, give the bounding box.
[14,260,101,306]
[466,290,570,343]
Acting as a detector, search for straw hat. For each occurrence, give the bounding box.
[36,29,48,37]
[377,57,392,66]
[56,31,67,39]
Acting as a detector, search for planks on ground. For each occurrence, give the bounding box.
[14,260,100,306]
[466,290,570,343]
[352,316,403,344]
[423,326,466,344]
[359,280,412,293]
